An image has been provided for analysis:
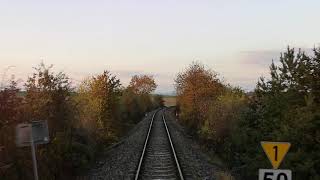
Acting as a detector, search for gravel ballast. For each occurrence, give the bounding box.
[84,108,218,180]
[86,110,157,180]
[164,108,218,180]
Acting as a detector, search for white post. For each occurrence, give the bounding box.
[30,126,39,180]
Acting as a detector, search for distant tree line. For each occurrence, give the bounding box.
[175,47,320,179]
[0,63,163,180]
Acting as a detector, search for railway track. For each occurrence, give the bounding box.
[134,109,184,180]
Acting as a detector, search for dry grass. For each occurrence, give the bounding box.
[215,171,235,180]
[163,96,176,107]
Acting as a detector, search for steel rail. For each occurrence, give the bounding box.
[162,111,185,180]
[134,110,158,180]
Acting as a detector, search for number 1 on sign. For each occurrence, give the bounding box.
[261,142,291,169]
[273,146,278,161]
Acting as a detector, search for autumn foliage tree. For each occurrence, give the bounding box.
[0,63,163,180]
[175,62,225,131]
[128,75,157,94]
[21,63,75,179]
[120,74,159,124]
[23,63,72,134]
[175,62,247,156]
[0,63,76,180]
[199,86,246,150]
[75,71,122,142]
[153,94,165,108]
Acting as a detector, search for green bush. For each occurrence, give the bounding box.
[176,48,320,179]
[225,47,320,179]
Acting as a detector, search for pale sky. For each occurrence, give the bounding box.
[1,0,320,94]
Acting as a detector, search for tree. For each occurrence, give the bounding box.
[175,62,225,130]
[199,87,246,148]
[153,94,165,108]
[119,75,159,124]
[228,47,320,179]
[23,63,72,133]
[0,79,21,128]
[119,87,145,124]
[128,75,157,94]
[0,78,23,179]
[75,71,122,141]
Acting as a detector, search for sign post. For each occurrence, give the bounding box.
[259,141,291,180]
[16,121,49,180]
[30,126,39,180]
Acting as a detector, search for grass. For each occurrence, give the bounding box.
[215,171,235,180]
[162,96,176,107]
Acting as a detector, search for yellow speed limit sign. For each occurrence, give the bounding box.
[261,141,291,169]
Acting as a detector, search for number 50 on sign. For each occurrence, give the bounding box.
[259,169,291,180]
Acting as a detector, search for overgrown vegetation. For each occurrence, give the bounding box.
[0,63,163,179]
[175,47,320,179]
[1,46,319,179]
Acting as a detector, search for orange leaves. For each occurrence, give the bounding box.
[175,62,246,149]
[120,74,160,124]
[75,71,121,135]
[175,62,225,129]
[128,75,157,94]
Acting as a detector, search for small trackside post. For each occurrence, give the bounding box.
[30,125,39,180]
